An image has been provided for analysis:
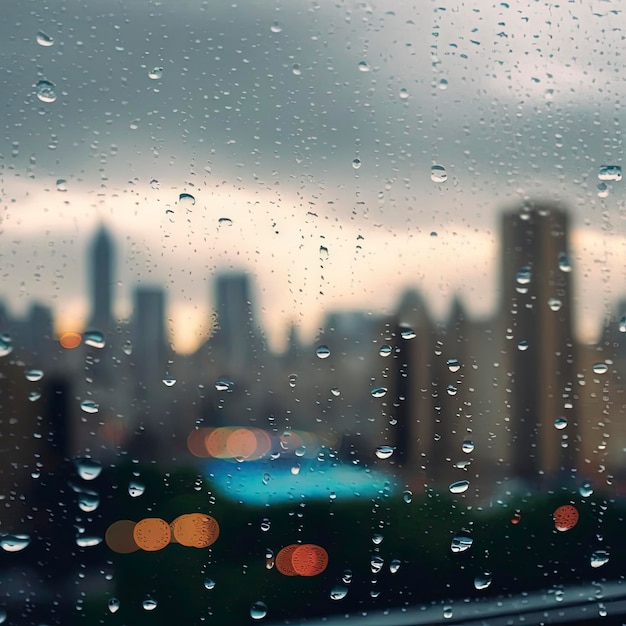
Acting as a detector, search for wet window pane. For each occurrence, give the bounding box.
[1,1,624,624]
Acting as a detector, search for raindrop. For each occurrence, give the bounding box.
[375,445,395,460]
[204,579,216,590]
[288,374,297,388]
[379,344,392,357]
[36,30,54,46]
[122,340,132,355]
[579,482,594,497]
[80,400,99,414]
[250,601,268,620]
[292,63,301,75]
[597,165,622,182]
[399,87,409,100]
[400,327,416,340]
[371,386,387,398]
[56,179,67,192]
[554,417,567,430]
[558,252,571,272]
[430,164,448,183]
[260,518,271,532]
[449,480,469,494]
[511,511,521,525]
[443,606,453,619]
[35,79,57,103]
[128,481,145,498]
[218,217,233,226]
[316,345,331,359]
[0,609,6,624]
[352,158,361,170]
[148,67,163,79]
[372,534,383,545]
[162,377,177,387]
[516,266,532,285]
[403,489,413,503]
[26,369,44,382]
[462,440,474,454]
[447,358,460,372]
[0,335,13,357]
[592,363,608,375]
[78,493,100,513]
[84,330,105,348]
[342,569,353,584]
[215,378,233,391]
[262,472,271,485]
[619,316,626,333]
[290,463,300,475]
[370,555,384,574]
[142,597,158,611]
[517,340,529,351]
[330,387,341,397]
[451,533,473,553]
[0,534,31,552]
[446,385,457,396]
[474,571,492,590]
[591,550,609,569]
[358,60,370,72]
[76,535,103,548]
[75,458,102,481]
[178,193,196,207]
[270,21,283,33]
[107,598,120,614]
[438,78,448,90]
[548,298,562,311]
[389,559,401,574]
[330,585,348,600]
[597,183,609,198]
[28,391,41,402]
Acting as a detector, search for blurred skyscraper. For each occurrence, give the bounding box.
[87,226,115,330]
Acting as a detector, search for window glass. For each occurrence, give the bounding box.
[1,1,624,624]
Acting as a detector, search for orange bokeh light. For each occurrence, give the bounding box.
[105,520,139,554]
[187,427,212,458]
[170,513,220,548]
[133,517,171,551]
[59,331,82,349]
[275,543,328,577]
[553,505,579,532]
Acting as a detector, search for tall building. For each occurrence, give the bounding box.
[500,203,579,486]
[87,226,115,330]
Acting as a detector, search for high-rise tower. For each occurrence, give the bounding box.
[501,203,578,485]
[87,226,115,330]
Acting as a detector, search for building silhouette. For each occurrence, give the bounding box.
[87,226,115,331]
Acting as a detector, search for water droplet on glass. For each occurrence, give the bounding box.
[288,374,297,388]
[290,463,301,475]
[0,335,13,357]
[291,63,302,76]
[558,252,571,272]
[28,391,41,402]
[342,569,353,584]
[400,327,416,340]
[148,67,163,79]
[215,378,233,391]
[379,344,392,357]
[330,585,348,600]
[371,386,387,398]
[517,340,529,351]
[107,598,120,613]
[389,558,401,574]
[403,489,413,503]
[218,217,233,226]
[358,60,370,72]
[36,31,54,46]
[75,458,102,481]
[592,363,608,375]
[598,165,622,182]
[84,330,105,348]
[591,550,609,568]
[179,193,196,207]
[451,533,473,553]
[330,387,341,397]
[399,87,409,100]
[375,445,395,460]
[76,535,103,548]
[449,480,470,494]
[474,571,492,590]
[443,606,453,619]
[0,609,6,624]
[250,601,268,620]
[316,345,330,359]
[352,158,361,170]
[438,78,448,90]
[80,399,99,414]
[554,417,567,430]
[446,358,460,373]
[511,510,521,525]
[270,21,283,33]
[262,472,271,485]
[597,182,610,198]
[0,534,31,552]
[372,533,383,545]
[516,266,532,285]
[56,178,67,192]
[548,297,562,311]
[370,555,384,573]
[128,481,145,497]
[430,164,448,183]
[618,316,626,333]
[204,578,216,590]
[25,368,44,382]
[462,440,474,454]
[260,518,271,532]
[162,377,176,387]
[142,597,158,611]
[78,492,100,512]
[35,79,57,103]
[579,482,594,497]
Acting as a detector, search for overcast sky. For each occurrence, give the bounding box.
[1,0,624,351]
